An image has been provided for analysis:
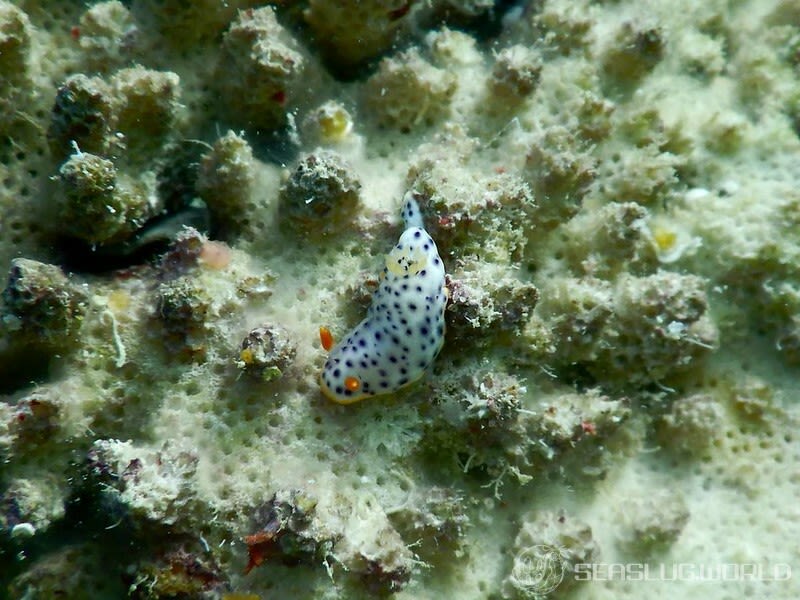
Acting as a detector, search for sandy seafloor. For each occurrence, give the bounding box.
[1,0,800,599]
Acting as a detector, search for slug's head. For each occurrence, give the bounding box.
[319,326,375,404]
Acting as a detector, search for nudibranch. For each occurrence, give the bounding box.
[320,193,447,404]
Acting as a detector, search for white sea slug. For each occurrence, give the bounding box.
[319,193,447,404]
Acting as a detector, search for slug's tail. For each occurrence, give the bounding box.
[401,191,425,230]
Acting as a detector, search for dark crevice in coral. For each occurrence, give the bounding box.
[0,344,53,396]
[157,141,205,216]
[553,363,599,392]
[245,127,301,166]
[53,235,167,275]
[54,200,210,275]
[0,478,205,598]
[429,0,536,43]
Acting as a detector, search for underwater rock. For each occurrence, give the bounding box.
[616,489,690,557]
[7,545,113,599]
[387,486,468,563]
[244,490,337,573]
[523,126,596,227]
[58,151,151,245]
[0,2,31,84]
[363,47,457,131]
[48,74,115,160]
[77,1,136,72]
[407,143,537,262]
[111,66,182,158]
[196,131,255,234]
[0,475,66,537]
[131,0,259,45]
[304,0,419,73]
[503,510,597,599]
[217,7,306,131]
[602,21,666,90]
[489,44,543,103]
[657,392,725,455]
[126,539,229,600]
[156,276,212,360]
[236,323,297,382]
[1,258,86,347]
[279,149,362,235]
[558,201,650,276]
[87,439,202,528]
[445,265,539,345]
[539,271,718,387]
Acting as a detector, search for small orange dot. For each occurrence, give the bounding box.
[319,326,334,351]
[344,376,360,391]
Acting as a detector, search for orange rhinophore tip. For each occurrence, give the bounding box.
[319,326,334,351]
[344,376,361,391]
